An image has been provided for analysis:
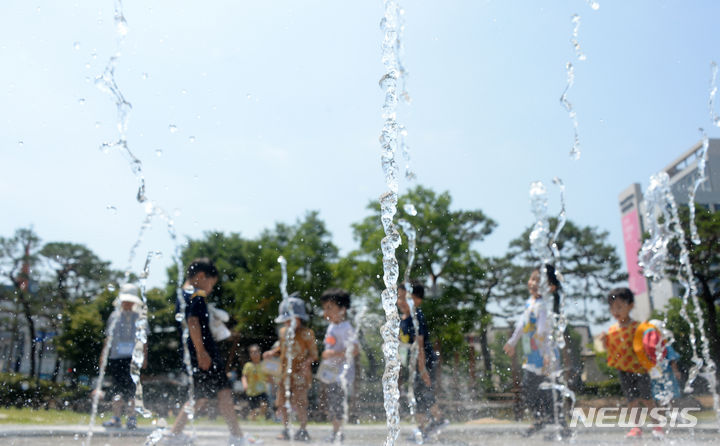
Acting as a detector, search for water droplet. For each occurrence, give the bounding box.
[107,284,116,292]
[188,136,195,143]
[141,72,149,80]
[17,140,24,148]
[106,205,118,214]
[78,98,86,105]
[116,19,129,36]
[155,149,163,157]
[73,434,79,440]
[175,313,184,322]
[246,93,252,100]
[173,208,181,217]
[181,89,187,95]
[589,1,600,11]
[95,121,102,128]
[169,124,178,133]
[73,42,80,50]
[403,204,418,216]
[193,174,199,181]
[57,313,63,320]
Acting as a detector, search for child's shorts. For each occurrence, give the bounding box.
[193,361,231,400]
[107,357,136,400]
[247,393,269,410]
[325,382,347,421]
[619,370,652,400]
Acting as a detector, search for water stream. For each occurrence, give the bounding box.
[529,181,576,438]
[378,1,406,445]
[277,256,298,439]
[639,172,720,428]
[89,1,197,443]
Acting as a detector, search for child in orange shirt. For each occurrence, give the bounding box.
[602,287,661,439]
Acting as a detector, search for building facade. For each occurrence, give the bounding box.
[619,138,720,321]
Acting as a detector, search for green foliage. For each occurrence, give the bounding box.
[663,205,720,373]
[145,287,182,374]
[0,372,90,410]
[582,379,622,397]
[351,185,497,355]
[54,290,114,377]
[489,331,515,392]
[169,211,342,358]
[593,351,618,380]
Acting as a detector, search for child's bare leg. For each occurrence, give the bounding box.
[171,398,207,434]
[217,388,242,437]
[293,391,309,429]
[417,413,429,431]
[111,396,124,419]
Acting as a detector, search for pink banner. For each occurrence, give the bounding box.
[621,209,647,295]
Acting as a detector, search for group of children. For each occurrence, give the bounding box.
[155,258,444,445]
[504,265,682,440]
[101,257,680,445]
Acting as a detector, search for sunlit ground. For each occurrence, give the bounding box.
[1,408,719,445]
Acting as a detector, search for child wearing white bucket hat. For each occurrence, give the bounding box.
[102,283,146,430]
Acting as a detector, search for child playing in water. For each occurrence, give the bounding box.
[319,288,359,443]
[602,287,661,439]
[100,283,145,430]
[242,344,270,420]
[265,295,318,442]
[397,281,448,443]
[503,265,559,438]
[161,258,247,446]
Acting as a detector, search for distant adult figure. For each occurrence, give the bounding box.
[101,283,145,430]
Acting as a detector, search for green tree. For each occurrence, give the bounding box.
[54,290,112,377]
[508,218,627,323]
[351,185,497,356]
[168,211,343,366]
[0,227,42,376]
[451,254,526,382]
[229,211,340,344]
[664,205,720,379]
[40,242,120,380]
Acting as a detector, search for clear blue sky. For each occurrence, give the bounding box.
[2,1,719,296]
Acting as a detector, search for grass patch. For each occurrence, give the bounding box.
[0,408,90,425]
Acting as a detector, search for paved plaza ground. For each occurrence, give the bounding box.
[2,421,719,446]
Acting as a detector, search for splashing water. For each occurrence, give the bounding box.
[648,319,678,409]
[277,256,298,437]
[561,2,598,161]
[90,1,197,443]
[710,62,720,128]
[339,302,367,430]
[528,181,576,436]
[638,172,720,427]
[397,218,420,416]
[570,15,586,62]
[379,2,405,444]
[128,251,161,421]
[689,63,720,244]
[398,126,416,181]
[85,288,123,446]
[688,130,709,245]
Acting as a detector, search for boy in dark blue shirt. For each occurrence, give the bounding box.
[398,282,447,443]
[162,258,246,446]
